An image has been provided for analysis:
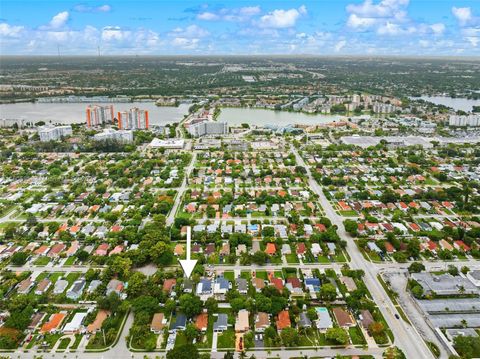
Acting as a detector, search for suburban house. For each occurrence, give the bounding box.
[235,309,250,332]
[213,313,229,333]
[150,313,166,334]
[276,310,291,331]
[332,307,355,328]
[255,312,270,333]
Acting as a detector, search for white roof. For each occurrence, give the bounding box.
[63,312,88,332]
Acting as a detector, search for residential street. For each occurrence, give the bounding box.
[291,145,436,359]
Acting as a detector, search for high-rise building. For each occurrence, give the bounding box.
[188,121,228,137]
[38,125,73,142]
[93,129,133,143]
[449,114,480,127]
[117,108,149,130]
[86,105,114,127]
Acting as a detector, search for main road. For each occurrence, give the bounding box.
[166,151,197,226]
[291,144,435,359]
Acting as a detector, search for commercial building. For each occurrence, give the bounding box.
[117,107,149,130]
[188,121,228,137]
[449,114,480,127]
[149,138,185,149]
[411,272,479,296]
[93,129,133,143]
[38,125,72,142]
[86,105,114,127]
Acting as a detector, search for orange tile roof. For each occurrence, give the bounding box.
[276,310,291,330]
[265,243,276,255]
[195,313,208,330]
[40,313,66,333]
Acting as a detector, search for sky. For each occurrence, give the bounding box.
[0,0,479,56]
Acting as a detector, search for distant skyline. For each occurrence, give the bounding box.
[0,0,479,56]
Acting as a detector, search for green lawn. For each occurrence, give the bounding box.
[57,337,72,350]
[255,270,268,280]
[70,334,83,350]
[174,332,188,347]
[65,272,81,285]
[349,326,366,345]
[63,256,76,266]
[339,210,358,217]
[33,256,51,266]
[223,271,234,281]
[285,253,300,263]
[217,329,235,349]
[43,333,62,349]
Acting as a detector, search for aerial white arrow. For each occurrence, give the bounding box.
[179,226,197,278]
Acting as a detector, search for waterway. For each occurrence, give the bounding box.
[217,107,344,126]
[416,96,480,112]
[0,102,190,125]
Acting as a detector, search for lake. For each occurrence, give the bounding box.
[217,107,344,126]
[0,102,190,125]
[416,96,480,112]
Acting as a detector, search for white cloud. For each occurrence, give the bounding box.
[0,23,25,38]
[45,11,70,29]
[346,0,409,31]
[452,7,472,26]
[197,12,219,21]
[462,27,480,47]
[101,26,131,42]
[171,37,199,49]
[259,6,307,28]
[197,6,261,22]
[346,0,409,19]
[168,25,209,50]
[347,14,377,29]
[346,0,446,38]
[73,4,111,13]
[239,6,261,16]
[430,23,445,35]
[334,39,346,52]
[170,25,209,38]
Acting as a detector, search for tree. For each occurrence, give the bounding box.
[251,251,267,265]
[76,249,89,262]
[205,297,218,313]
[179,294,202,319]
[98,292,122,313]
[408,262,425,273]
[166,343,200,359]
[184,323,199,342]
[10,252,29,266]
[306,307,318,321]
[368,321,385,336]
[280,327,299,347]
[109,256,132,279]
[132,296,159,315]
[151,241,174,266]
[411,285,424,299]
[125,272,146,298]
[448,265,459,276]
[343,219,358,235]
[319,283,337,302]
[453,335,480,359]
[325,327,349,345]
[230,297,246,313]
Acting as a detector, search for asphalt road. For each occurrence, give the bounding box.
[291,145,435,359]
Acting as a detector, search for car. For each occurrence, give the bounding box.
[395,314,400,319]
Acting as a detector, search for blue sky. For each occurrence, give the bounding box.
[0,0,479,55]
